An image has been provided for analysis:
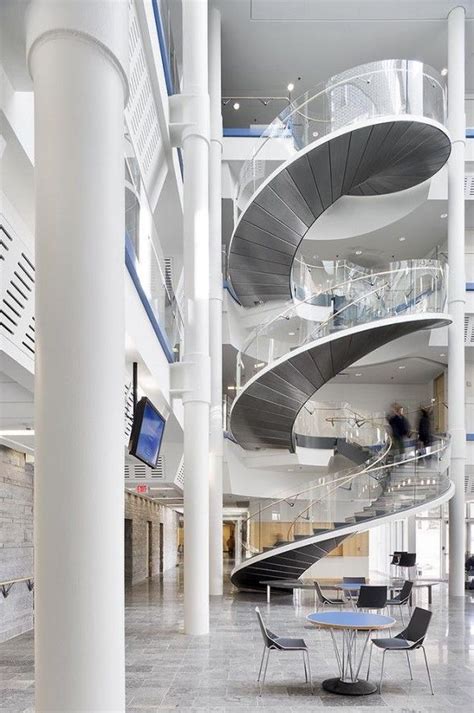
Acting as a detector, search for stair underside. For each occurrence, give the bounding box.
[230,315,449,451]
[229,119,450,307]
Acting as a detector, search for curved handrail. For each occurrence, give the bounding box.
[236,60,447,210]
[236,259,446,390]
[287,436,449,542]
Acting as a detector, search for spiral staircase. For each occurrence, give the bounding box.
[227,61,455,591]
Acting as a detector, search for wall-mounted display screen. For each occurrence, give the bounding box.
[128,397,166,468]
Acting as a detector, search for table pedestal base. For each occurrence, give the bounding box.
[322,677,378,696]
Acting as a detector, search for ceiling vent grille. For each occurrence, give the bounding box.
[465,174,474,199]
[465,315,474,345]
[174,455,184,490]
[125,456,166,481]
[0,220,35,364]
[126,1,162,193]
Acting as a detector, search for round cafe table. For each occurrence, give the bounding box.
[306,610,395,695]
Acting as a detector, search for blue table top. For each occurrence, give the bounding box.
[337,582,364,590]
[307,611,395,630]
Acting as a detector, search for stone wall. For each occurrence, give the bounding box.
[0,446,34,643]
[124,491,179,585]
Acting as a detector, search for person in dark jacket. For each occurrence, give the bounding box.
[417,407,433,455]
[387,403,410,456]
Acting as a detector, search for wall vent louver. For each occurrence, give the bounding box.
[465,174,474,199]
[125,456,166,482]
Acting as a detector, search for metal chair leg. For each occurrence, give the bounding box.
[257,645,266,682]
[405,650,413,680]
[302,650,308,682]
[305,650,314,694]
[379,650,387,693]
[366,641,373,680]
[421,646,434,695]
[399,605,405,626]
[260,649,271,695]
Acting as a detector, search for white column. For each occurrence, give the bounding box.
[447,4,466,599]
[209,6,224,597]
[406,515,417,553]
[235,518,242,565]
[182,0,211,635]
[26,1,128,710]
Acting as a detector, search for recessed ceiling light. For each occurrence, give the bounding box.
[399,236,406,242]
[288,331,296,336]
[0,429,35,436]
[440,213,448,219]
[355,250,362,256]
[254,362,265,368]
[355,373,362,377]
[287,82,295,92]
[440,353,446,357]
[312,131,319,137]
[227,385,236,390]
[233,102,240,110]
[441,67,448,76]
[398,365,406,370]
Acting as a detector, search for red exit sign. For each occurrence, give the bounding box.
[135,485,148,494]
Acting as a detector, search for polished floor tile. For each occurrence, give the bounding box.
[0,563,473,711]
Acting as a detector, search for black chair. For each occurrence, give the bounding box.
[342,576,367,602]
[356,585,387,611]
[386,580,413,625]
[314,580,344,609]
[366,607,434,695]
[255,607,313,694]
[390,551,404,565]
[399,552,417,568]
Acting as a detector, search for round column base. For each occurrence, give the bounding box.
[322,677,378,696]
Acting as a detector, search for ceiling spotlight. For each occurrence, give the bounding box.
[312,131,319,137]
[441,67,448,76]
[288,331,296,336]
[440,213,448,219]
[287,83,295,92]
[227,385,236,391]
[440,353,446,357]
[355,250,362,256]
[254,362,265,368]
[398,365,406,370]
[233,102,240,110]
[399,236,406,242]
[355,373,362,377]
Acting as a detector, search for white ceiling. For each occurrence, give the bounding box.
[215,0,474,127]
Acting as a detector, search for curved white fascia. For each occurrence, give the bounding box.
[231,479,454,577]
[230,311,452,418]
[231,114,451,239]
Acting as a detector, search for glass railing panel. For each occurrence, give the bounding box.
[236,60,447,211]
[236,260,447,390]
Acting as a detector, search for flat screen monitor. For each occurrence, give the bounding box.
[129,397,166,468]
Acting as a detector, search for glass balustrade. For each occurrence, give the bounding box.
[244,436,450,559]
[236,60,447,211]
[235,259,447,390]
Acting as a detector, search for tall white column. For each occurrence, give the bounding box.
[182,0,211,634]
[447,4,466,599]
[406,515,416,553]
[209,6,224,597]
[26,1,129,710]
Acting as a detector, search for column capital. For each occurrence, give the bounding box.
[26,0,129,104]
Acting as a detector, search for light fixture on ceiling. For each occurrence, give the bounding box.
[0,429,35,436]
[254,362,265,368]
[441,67,448,76]
[399,236,406,242]
[227,385,236,391]
[312,131,319,137]
[233,102,240,110]
[355,250,362,256]
[287,82,295,92]
[440,353,446,357]
[288,331,296,336]
[149,486,175,491]
[440,213,448,219]
[355,373,362,377]
[398,365,406,370]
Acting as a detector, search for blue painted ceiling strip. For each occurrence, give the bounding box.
[125,234,175,364]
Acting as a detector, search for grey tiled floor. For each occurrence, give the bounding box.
[1,563,473,711]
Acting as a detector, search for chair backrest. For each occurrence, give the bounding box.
[397,580,414,603]
[399,552,417,567]
[398,607,432,646]
[343,576,366,584]
[314,580,326,604]
[255,607,277,648]
[391,551,403,565]
[356,585,387,609]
